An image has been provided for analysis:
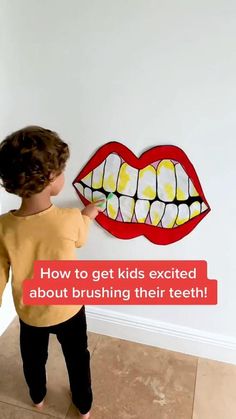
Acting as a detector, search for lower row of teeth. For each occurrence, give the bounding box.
[75,183,207,228]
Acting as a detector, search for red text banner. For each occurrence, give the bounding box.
[23,260,217,305]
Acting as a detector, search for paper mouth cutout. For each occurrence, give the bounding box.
[73,142,210,245]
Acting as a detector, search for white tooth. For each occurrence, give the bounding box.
[117,163,138,197]
[107,194,119,220]
[161,204,178,228]
[189,179,199,197]
[175,163,189,201]
[190,202,200,219]
[157,160,176,202]
[150,201,165,226]
[81,172,92,187]
[75,182,84,196]
[103,153,121,192]
[119,196,135,222]
[84,187,92,202]
[137,165,156,200]
[201,202,208,212]
[135,200,150,223]
[176,204,190,226]
[92,161,105,189]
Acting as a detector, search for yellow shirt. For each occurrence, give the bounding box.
[0,205,90,327]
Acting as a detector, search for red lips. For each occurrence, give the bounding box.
[73,142,210,245]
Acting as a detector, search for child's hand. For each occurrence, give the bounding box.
[81,200,105,220]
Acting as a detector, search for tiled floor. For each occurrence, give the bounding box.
[0,318,236,419]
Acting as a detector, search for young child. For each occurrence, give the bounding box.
[0,126,102,418]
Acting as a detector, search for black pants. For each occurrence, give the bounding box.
[19,306,92,414]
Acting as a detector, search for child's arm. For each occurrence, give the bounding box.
[81,200,105,220]
[75,201,105,247]
[0,240,10,306]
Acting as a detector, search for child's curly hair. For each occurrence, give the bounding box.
[0,126,70,198]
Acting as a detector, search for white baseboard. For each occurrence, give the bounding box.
[86,306,236,365]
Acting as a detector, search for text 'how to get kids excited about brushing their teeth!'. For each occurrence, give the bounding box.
[23,260,217,305]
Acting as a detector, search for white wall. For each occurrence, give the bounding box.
[1,0,236,362]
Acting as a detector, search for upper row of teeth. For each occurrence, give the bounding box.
[79,153,200,202]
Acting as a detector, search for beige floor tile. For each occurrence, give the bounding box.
[0,317,100,418]
[65,403,84,418]
[87,331,102,356]
[85,334,197,419]
[0,401,53,419]
[193,358,236,419]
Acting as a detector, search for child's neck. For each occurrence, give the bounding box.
[16,189,52,216]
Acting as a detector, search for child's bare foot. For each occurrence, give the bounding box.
[33,399,44,409]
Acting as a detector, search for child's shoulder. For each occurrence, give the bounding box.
[56,206,81,215]
[0,211,12,237]
[55,206,82,221]
[0,211,12,222]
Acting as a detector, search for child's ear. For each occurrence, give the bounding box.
[49,172,56,182]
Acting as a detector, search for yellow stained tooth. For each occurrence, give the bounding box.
[176,217,189,225]
[103,174,116,191]
[150,201,165,226]
[92,162,105,189]
[190,202,200,219]
[81,172,92,187]
[164,184,175,201]
[103,153,121,192]
[175,163,189,201]
[135,200,150,223]
[191,210,200,218]
[143,186,156,199]
[108,203,116,219]
[177,188,186,200]
[157,160,174,174]
[138,166,156,200]
[117,164,130,191]
[117,163,138,197]
[176,204,190,226]
[107,194,119,220]
[157,160,176,202]
[189,179,199,197]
